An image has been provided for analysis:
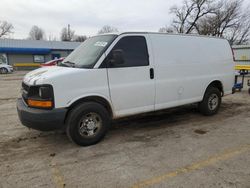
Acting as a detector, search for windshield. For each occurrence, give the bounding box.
[60,35,117,68]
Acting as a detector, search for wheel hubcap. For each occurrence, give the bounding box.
[1,68,7,74]
[78,112,102,137]
[208,94,219,111]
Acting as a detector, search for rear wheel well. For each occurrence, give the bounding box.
[64,96,113,123]
[207,80,224,96]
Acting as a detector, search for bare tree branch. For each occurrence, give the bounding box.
[73,35,87,42]
[227,8,250,45]
[0,21,14,38]
[159,26,174,33]
[170,0,217,34]
[28,25,45,40]
[161,0,249,44]
[171,1,196,33]
[98,25,118,34]
[60,25,75,41]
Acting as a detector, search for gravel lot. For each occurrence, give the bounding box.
[0,71,250,188]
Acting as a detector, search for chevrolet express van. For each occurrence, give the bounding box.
[17,32,235,146]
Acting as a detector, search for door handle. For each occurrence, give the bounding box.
[150,68,154,79]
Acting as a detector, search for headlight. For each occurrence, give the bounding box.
[27,85,54,109]
[39,86,52,99]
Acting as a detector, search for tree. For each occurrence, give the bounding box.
[98,25,118,34]
[160,0,250,44]
[48,34,57,41]
[28,25,45,40]
[196,1,241,36]
[159,26,174,33]
[60,25,75,41]
[0,21,14,38]
[170,0,217,34]
[195,0,250,44]
[73,35,87,42]
[228,12,250,45]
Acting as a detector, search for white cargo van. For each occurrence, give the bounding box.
[17,32,235,146]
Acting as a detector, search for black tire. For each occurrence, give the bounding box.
[66,102,111,146]
[0,67,8,74]
[198,87,221,116]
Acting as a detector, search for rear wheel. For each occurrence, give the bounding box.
[66,102,111,146]
[198,87,221,116]
[0,67,8,74]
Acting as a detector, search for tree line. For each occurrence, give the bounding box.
[28,25,89,42]
[0,0,249,44]
[0,22,118,42]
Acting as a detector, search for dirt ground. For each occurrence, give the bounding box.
[0,71,250,188]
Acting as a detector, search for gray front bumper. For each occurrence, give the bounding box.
[17,98,67,131]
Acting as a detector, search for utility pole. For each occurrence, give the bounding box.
[67,24,70,41]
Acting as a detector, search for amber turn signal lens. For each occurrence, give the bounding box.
[27,99,52,108]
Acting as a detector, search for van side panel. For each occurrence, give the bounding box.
[149,34,234,110]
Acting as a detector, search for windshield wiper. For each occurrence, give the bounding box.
[61,61,76,67]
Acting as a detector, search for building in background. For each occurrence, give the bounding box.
[0,39,81,66]
[232,45,250,66]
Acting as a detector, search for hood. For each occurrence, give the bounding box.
[23,66,80,85]
[0,64,12,68]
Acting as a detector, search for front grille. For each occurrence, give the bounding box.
[22,82,29,102]
[22,82,29,92]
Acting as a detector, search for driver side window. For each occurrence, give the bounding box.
[106,36,149,68]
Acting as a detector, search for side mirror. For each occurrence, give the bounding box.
[110,49,124,65]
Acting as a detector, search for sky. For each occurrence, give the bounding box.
[0,0,183,39]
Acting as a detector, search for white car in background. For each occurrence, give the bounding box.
[0,63,13,74]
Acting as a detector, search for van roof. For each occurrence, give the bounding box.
[232,45,250,49]
[98,32,226,41]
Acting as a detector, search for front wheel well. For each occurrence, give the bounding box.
[206,80,224,96]
[64,96,113,123]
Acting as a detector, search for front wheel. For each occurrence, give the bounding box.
[198,87,221,116]
[66,102,111,146]
[0,67,8,74]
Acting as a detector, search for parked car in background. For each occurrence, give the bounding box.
[40,57,65,67]
[0,63,13,74]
